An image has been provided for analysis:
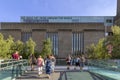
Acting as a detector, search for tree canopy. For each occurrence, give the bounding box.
[87,25,120,59]
[40,38,52,58]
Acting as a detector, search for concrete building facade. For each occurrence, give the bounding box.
[0,0,119,58]
[0,17,114,58]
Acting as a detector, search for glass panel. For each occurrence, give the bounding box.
[88,59,120,80]
[0,59,28,80]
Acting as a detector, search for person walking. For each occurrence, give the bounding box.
[50,54,56,73]
[29,54,36,71]
[45,55,52,79]
[37,55,44,76]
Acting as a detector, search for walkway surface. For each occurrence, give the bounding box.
[16,66,93,80]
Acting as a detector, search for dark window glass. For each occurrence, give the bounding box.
[106,19,112,23]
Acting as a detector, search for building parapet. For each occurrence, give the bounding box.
[20,16,114,26]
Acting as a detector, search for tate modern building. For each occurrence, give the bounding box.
[0,0,120,58]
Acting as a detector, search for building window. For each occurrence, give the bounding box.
[21,32,32,42]
[106,19,112,23]
[108,32,113,36]
[72,32,84,54]
[46,32,58,56]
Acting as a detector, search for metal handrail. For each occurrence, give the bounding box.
[0,59,29,80]
[0,59,28,70]
[87,59,119,70]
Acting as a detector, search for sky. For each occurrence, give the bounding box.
[0,0,117,22]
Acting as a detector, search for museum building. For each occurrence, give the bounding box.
[0,0,120,58]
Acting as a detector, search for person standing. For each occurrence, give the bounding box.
[37,55,44,76]
[74,56,80,70]
[66,55,71,70]
[80,55,86,71]
[12,51,20,60]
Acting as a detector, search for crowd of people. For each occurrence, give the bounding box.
[66,54,86,71]
[11,51,56,78]
[11,51,86,79]
[29,54,56,78]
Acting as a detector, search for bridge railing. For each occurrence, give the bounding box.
[0,59,29,80]
[87,59,120,71]
[87,59,120,80]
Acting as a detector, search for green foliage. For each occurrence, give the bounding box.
[112,26,120,35]
[6,35,15,58]
[0,33,36,59]
[34,50,41,58]
[94,38,110,59]
[0,34,14,58]
[26,38,36,54]
[87,26,120,59]
[15,40,24,54]
[86,44,95,59]
[107,26,120,59]
[41,38,52,58]
[87,38,110,59]
[0,33,7,58]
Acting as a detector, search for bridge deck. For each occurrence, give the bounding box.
[16,66,93,80]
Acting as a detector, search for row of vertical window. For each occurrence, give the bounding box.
[72,32,84,54]
[21,32,84,55]
[46,33,58,56]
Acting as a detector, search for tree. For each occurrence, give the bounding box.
[87,38,110,59]
[95,38,110,59]
[15,40,24,55]
[26,38,36,57]
[0,33,7,58]
[87,25,120,59]
[6,35,15,58]
[41,38,52,58]
[86,44,96,59]
[107,26,120,58]
[0,33,37,59]
[0,34,14,58]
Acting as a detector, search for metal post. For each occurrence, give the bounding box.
[12,66,15,80]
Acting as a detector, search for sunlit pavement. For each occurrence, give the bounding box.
[16,66,93,80]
